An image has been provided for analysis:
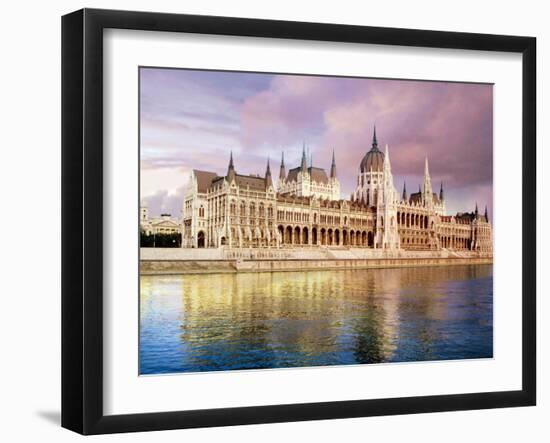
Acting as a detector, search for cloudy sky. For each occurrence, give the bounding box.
[140,67,493,219]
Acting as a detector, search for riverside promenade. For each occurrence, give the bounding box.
[140,247,492,275]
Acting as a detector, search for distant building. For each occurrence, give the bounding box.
[140,204,181,236]
[181,127,492,253]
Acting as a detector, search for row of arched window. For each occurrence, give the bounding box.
[397,211,429,229]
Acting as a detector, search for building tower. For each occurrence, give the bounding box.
[354,125,385,206]
[279,151,286,189]
[330,149,337,179]
[295,143,311,197]
[328,149,341,200]
[227,150,236,183]
[140,201,149,222]
[265,157,273,190]
[422,156,433,207]
[354,126,400,249]
[374,144,400,250]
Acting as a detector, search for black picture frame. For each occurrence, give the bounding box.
[61,8,536,435]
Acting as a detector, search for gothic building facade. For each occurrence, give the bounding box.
[181,128,492,253]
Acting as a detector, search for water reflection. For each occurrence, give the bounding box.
[140,265,493,374]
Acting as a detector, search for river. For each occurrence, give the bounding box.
[139,264,493,374]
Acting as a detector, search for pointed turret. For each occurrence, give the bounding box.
[484,205,489,222]
[402,182,407,201]
[423,156,433,205]
[227,150,236,182]
[330,149,337,179]
[384,144,392,172]
[475,202,479,218]
[279,151,286,182]
[439,182,444,201]
[301,142,308,171]
[265,157,273,189]
[372,125,378,149]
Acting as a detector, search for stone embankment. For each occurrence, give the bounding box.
[140,247,492,275]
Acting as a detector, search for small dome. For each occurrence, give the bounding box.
[360,146,384,172]
[360,126,384,172]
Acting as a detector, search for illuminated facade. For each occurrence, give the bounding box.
[181,128,492,253]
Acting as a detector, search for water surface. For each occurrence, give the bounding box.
[139,265,493,374]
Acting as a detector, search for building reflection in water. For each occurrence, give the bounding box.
[139,265,493,374]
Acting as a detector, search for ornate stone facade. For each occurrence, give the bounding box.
[181,128,492,253]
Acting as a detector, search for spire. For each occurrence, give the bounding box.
[228,150,234,170]
[484,205,488,222]
[439,182,444,201]
[330,148,337,179]
[384,144,391,172]
[372,125,378,150]
[279,151,286,181]
[227,150,235,181]
[423,156,433,204]
[301,142,308,171]
[424,156,431,183]
[402,182,407,201]
[265,157,273,189]
[475,202,479,217]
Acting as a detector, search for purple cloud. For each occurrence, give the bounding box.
[140,68,493,219]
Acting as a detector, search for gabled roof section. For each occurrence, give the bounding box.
[286,166,329,184]
[235,174,267,190]
[193,170,219,193]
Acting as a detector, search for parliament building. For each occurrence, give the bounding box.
[181,128,492,253]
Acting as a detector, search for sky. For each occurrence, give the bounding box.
[140,67,493,219]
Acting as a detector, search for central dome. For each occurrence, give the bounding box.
[360,127,384,172]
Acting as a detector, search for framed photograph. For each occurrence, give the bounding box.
[62,8,536,435]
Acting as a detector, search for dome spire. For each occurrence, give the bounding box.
[301,142,308,171]
[360,125,384,172]
[330,148,337,179]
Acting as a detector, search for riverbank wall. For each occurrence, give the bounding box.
[140,247,492,275]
